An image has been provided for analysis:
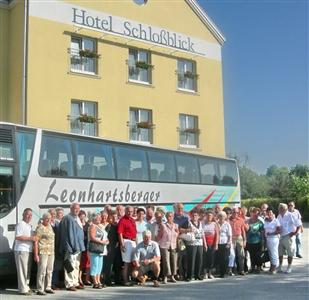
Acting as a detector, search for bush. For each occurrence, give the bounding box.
[242,198,281,214]
[241,197,309,221]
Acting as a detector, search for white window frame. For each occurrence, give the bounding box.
[128,49,152,85]
[177,59,197,92]
[70,36,98,75]
[70,100,98,137]
[179,114,199,148]
[129,108,153,144]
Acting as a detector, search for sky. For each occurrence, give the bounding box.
[197,0,308,174]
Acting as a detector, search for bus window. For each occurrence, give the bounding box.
[199,158,219,185]
[74,140,115,179]
[0,143,13,161]
[16,131,35,191]
[39,136,73,177]
[218,160,238,186]
[175,154,200,183]
[115,146,148,181]
[147,150,176,182]
[0,166,14,218]
[0,128,14,161]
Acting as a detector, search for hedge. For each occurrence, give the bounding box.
[241,197,309,222]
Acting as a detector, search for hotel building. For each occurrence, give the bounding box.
[0,0,226,157]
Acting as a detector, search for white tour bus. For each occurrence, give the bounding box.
[0,122,240,275]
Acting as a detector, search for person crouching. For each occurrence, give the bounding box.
[131,230,161,287]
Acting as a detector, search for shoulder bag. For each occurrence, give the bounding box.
[88,225,106,254]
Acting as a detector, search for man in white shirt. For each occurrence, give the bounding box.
[14,208,37,295]
[288,201,303,258]
[277,203,302,274]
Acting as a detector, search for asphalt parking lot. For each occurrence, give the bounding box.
[1,225,308,300]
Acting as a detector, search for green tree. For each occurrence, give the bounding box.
[239,166,269,199]
[266,165,291,199]
[290,164,309,178]
[289,172,309,220]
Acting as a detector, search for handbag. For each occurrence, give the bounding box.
[88,224,106,254]
[88,240,105,254]
[260,249,270,263]
[179,232,195,242]
[177,238,186,251]
[63,258,74,273]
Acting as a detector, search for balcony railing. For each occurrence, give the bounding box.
[127,60,152,83]
[69,48,99,75]
[127,121,154,143]
[176,70,198,92]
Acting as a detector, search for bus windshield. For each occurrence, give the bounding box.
[0,127,36,218]
[16,130,36,192]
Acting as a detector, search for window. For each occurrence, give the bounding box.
[133,0,148,5]
[39,136,74,177]
[175,154,200,183]
[177,59,197,92]
[0,166,14,218]
[129,108,153,144]
[74,140,115,179]
[128,49,152,84]
[0,143,13,161]
[70,36,98,74]
[218,160,238,186]
[16,131,35,191]
[70,100,98,136]
[148,150,176,182]
[199,158,219,185]
[179,114,199,147]
[114,146,149,181]
[0,128,14,161]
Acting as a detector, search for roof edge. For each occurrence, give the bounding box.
[185,0,226,45]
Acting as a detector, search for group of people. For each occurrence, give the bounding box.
[14,200,303,295]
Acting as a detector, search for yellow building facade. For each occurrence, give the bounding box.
[0,0,226,157]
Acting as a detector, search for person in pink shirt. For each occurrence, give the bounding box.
[157,212,179,283]
[229,207,247,275]
[203,210,218,279]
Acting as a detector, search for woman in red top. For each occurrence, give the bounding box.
[203,210,218,279]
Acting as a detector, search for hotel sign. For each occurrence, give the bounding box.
[29,0,221,60]
[72,8,195,54]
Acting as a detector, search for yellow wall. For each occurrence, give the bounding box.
[26,0,225,157]
[0,6,9,121]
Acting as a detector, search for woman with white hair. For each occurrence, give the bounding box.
[135,207,148,244]
[217,211,232,278]
[264,206,281,274]
[34,212,55,295]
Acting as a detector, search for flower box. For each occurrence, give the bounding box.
[78,114,97,123]
[184,71,199,79]
[79,49,100,59]
[135,61,153,70]
[183,128,200,134]
[137,121,154,129]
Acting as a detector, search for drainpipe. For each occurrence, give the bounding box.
[21,0,29,125]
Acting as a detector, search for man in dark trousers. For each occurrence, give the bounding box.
[103,210,123,285]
